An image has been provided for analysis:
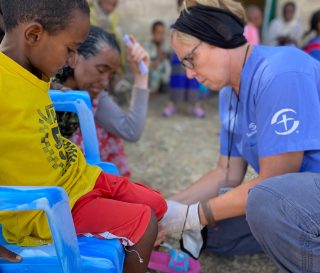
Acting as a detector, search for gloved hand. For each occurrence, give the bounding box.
[160,200,203,235]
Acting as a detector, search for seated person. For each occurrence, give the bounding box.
[0,8,16,265]
[53,26,150,178]
[267,1,302,46]
[89,0,126,74]
[89,0,119,36]
[144,20,171,93]
[303,10,320,62]
[0,2,166,273]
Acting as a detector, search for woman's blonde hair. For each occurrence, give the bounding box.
[183,0,245,21]
[172,0,246,44]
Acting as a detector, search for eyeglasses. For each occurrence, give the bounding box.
[181,41,202,70]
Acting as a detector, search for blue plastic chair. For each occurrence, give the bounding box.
[49,90,119,175]
[0,90,125,272]
[0,186,124,273]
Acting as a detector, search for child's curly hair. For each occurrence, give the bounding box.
[0,0,89,34]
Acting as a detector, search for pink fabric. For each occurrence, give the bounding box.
[70,97,131,177]
[244,23,260,45]
[304,41,320,53]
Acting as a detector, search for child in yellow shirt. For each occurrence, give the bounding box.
[0,1,166,272]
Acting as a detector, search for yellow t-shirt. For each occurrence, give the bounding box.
[0,52,101,246]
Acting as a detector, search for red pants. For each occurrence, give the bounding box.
[72,172,167,245]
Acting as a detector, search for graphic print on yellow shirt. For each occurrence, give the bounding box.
[0,52,101,246]
[38,104,78,176]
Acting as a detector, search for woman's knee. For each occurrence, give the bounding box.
[246,177,283,234]
[248,173,320,232]
[247,172,320,231]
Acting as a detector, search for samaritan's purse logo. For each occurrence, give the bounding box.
[271,108,300,135]
[246,122,257,137]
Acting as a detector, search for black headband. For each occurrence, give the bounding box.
[172,5,247,49]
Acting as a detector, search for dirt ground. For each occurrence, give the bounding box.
[123,93,280,273]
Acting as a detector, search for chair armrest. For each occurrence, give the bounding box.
[0,186,81,273]
[49,90,92,111]
[88,161,120,175]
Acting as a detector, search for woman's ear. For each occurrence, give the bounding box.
[24,22,44,46]
[67,52,79,69]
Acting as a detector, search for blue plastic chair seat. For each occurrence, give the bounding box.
[0,230,124,273]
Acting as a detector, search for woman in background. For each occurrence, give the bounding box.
[55,26,150,177]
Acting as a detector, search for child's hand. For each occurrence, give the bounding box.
[0,245,22,263]
[154,223,166,247]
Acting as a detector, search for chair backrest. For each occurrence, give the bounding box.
[49,90,100,164]
[0,186,81,273]
[49,90,119,175]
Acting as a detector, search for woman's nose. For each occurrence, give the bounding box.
[185,68,196,79]
[100,75,110,88]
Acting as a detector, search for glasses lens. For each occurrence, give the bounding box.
[182,59,193,69]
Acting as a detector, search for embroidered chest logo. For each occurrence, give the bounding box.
[246,122,257,137]
[38,104,78,175]
[271,108,300,135]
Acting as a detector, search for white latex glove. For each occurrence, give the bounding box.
[181,229,203,259]
[160,200,203,235]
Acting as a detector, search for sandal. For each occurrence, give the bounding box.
[162,105,176,117]
[192,106,205,118]
[148,245,201,273]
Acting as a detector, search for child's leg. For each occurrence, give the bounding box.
[72,172,167,272]
[186,79,206,118]
[93,172,167,220]
[163,57,188,116]
[123,212,158,273]
[73,196,158,273]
